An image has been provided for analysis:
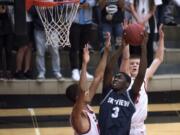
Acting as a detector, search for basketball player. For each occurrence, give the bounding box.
[66,33,111,135]
[120,24,164,135]
[98,32,148,135]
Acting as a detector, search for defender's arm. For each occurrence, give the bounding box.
[131,33,148,101]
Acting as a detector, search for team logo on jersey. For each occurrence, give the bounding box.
[107,97,130,107]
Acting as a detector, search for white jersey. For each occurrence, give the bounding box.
[129,78,148,132]
[72,105,99,135]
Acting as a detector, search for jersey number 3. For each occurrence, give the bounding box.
[111,107,120,118]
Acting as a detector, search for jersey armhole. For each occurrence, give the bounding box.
[127,90,135,108]
[72,112,91,135]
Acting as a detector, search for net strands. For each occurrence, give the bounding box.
[35,0,79,47]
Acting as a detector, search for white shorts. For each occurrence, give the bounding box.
[130,123,146,135]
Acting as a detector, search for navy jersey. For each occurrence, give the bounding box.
[99,86,135,135]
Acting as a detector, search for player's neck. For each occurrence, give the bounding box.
[116,88,127,94]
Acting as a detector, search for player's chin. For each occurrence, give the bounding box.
[112,84,123,92]
[132,71,138,77]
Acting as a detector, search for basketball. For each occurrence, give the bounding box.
[123,23,144,46]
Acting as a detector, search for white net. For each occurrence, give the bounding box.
[35,0,79,47]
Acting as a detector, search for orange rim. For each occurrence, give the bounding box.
[26,0,34,11]
[33,0,80,7]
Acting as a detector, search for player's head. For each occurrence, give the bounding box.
[129,54,140,78]
[111,72,131,93]
[65,83,90,104]
[66,83,79,103]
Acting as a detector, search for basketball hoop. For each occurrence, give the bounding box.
[32,0,79,47]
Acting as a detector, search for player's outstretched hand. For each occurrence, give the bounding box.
[83,44,90,64]
[122,19,129,30]
[104,32,111,52]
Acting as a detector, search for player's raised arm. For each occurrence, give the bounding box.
[79,45,90,92]
[119,20,130,75]
[145,24,164,82]
[71,88,90,134]
[88,32,111,101]
[119,39,130,74]
[71,46,91,133]
[103,36,125,90]
[131,32,148,101]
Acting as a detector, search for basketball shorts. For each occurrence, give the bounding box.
[130,123,146,135]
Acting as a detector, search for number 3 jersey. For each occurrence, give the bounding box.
[99,86,135,135]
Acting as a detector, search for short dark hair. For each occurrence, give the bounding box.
[130,54,140,59]
[65,83,79,103]
[115,72,131,84]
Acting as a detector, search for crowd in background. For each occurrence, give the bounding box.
[0,0,179,81]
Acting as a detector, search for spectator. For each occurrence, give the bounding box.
[125,0,133,21]
[163,0,178,26]
[0,5,13,80]
[14,12,34,79]
[99,0,124,50]
[129,0,162,67]
[30,6,63,81]
[69,0,95,81]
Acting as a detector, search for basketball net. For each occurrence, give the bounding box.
[34,0,79,48]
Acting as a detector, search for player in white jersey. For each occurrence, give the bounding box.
[72,104,99,135]
[66,33,111,135]
[128,78,148,134]
[120,24,164,135]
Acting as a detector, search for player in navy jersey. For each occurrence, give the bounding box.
[98,32,148,135]
[66,33,111,135]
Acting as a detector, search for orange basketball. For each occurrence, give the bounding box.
[123,23,144,46]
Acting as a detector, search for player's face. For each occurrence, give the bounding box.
[129,58,140,78]
[112,73,128,92]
